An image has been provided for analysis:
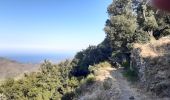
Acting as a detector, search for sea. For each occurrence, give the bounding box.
[0,52,75,64]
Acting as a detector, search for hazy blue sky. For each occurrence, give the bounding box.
[0,0,112,54]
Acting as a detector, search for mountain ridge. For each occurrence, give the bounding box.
[0,57,40,80]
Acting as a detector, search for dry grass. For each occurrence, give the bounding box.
[77,62,121,100]
[132,36,170,98]
[89,62,115,81]
[95,66,115,82]
[133,36,170,58]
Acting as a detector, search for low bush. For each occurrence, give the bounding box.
[85,74,96,85]
[71,39,112,77]
[0,60,80,100]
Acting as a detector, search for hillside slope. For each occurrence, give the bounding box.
[0,58,39,80]
[76,62,168,100]
[131,36,170,97]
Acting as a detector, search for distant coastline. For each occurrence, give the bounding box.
[0,57,40,80]
[0,52,75,64]
[0,53,75,80]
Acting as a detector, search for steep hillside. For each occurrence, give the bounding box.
[0,60,80,100]
[1,0,170,99]
[0,57,40,80]
[131,36,170,97]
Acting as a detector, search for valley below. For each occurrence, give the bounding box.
[0,57,40,81]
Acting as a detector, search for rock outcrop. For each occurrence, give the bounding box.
[131,36,170,97]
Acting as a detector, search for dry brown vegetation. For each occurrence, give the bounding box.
[132,36,170,97]
[133,36,170,58]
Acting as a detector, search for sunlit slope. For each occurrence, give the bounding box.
[0,58,39,80]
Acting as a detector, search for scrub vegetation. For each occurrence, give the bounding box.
[1,0,170,100]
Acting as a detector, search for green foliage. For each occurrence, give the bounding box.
[110,15,137,34]
[121,61,138,82]
[0,60,79,100]
[2,0,170,99]
[71,38,112,76]
[71,0,170,78]
[105,0,139,52]
[136,2,154,30]
[162,29,170,37]
[133,30,150,43]
[106,0,170,54]
[117,56,138,82]
[136,0,170,39]
[89,61,111,76]
[85,74,96,85]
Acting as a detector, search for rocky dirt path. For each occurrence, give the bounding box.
[112,68,149,100]
[111,68,169,100]
[78,65,169,100]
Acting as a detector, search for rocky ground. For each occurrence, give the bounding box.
[78,65,170,100]
[132,36,170,97]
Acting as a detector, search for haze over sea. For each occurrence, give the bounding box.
[0,0,112,64]
[0,52,75,64]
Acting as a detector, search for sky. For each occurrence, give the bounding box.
[0,0,112,54]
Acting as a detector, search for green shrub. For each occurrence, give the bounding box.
[0,60,80,100]
[133,30,150,43]
[71,38,112,76]
[85,74,96,85]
